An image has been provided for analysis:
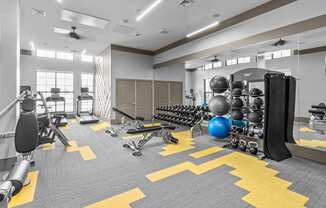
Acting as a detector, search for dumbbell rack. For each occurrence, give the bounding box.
[154,105,210,137]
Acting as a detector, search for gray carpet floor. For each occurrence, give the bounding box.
[19,121,326,208]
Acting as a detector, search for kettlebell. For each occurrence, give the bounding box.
[231,137,239,149]
[239,140,247,152]
[248,141,258,155]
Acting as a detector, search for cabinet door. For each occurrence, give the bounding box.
[170,81,183,105]
[116,79,136,119]
[154,81,169,113]
[136,80,153,120]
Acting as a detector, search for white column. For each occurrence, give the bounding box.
[0,0,20,131]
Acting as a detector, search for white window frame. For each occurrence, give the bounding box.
[226,58,237,66]
[36,49,55,59]
[57,51,74,61]
[36,70,74,113]
[238,56,251,64]
[213,61,223,68]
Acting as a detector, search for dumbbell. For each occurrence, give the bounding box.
[249,88,263,97]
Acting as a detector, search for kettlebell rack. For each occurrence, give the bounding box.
[224,68,296,162]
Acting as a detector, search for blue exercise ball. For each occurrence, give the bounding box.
[208,116,231,138]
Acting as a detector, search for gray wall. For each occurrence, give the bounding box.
[110,49,186,119]
[20,55,96,114]
[188,52,326,118]
[111,50,154,111]
[0,0,20,132]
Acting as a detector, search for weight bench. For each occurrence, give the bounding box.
[123,125,178,156]
[106,107,146,137]
[309,103,326,134]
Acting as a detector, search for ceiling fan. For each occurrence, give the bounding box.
[55,26,85,40]
[272,38,288,47]
[209,56,221,63]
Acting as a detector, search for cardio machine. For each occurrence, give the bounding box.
[76,88,99,124]
[45,88,68,126]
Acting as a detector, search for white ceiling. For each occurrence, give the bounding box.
[20,0,269,55]
[186,26,326,69]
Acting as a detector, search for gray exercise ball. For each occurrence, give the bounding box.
[209,76,229,93]
[209,95,230,116]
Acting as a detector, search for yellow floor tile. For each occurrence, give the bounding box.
[42,143,55,151]
[85,188,145,208]
[160,131,195,156]
[90,122,110,132]
[79,146,97,160]
[296,139,326,148]
[190,146,223,158]
[146,152,309,208]
[9,171,39,208]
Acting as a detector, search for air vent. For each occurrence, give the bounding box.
[178,0,194,7]
[113,24,134,34]
[20,49,32,56]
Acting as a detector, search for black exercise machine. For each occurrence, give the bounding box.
[38,92,71,147]
[45,88,68,126]
[76,88,99,124]
[123,125,178,156]
[308,103,326,134]
[0,108,39,208]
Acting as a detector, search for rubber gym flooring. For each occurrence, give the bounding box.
[7,119,326,208]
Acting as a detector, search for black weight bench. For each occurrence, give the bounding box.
[123,125,178,156]
[106,107,146,137]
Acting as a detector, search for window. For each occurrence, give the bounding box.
[226,59,237,66]
[204,79,214,105]
[57,52,74,61]
[273,50,283,59]
[205,63,213,70]
[36,71,74,113]
[36,49,55,58]
[197,66,205,71]
[213,61,223,68]
[81,73,94,112]
[264,52,273,60]
[281,49,291,57]
[260,49,291,60]
[238,56,251,64]
[81,55,93,63]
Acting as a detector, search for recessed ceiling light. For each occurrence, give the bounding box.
[186,21,220,38]
[57,0,63,3]
[136,0,163,22]
[54,27,70,34]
